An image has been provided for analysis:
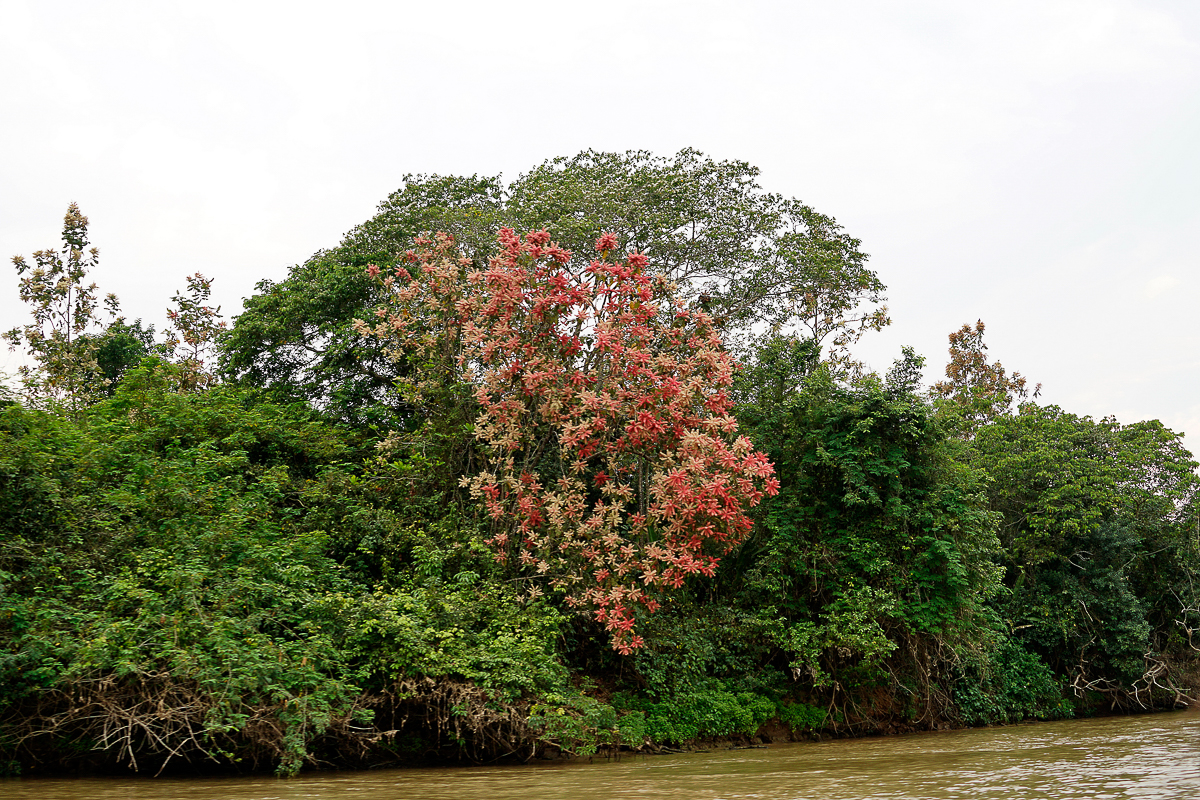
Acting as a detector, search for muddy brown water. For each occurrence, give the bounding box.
[4,710,1198,799]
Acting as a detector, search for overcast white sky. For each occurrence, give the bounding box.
[2,0,1197,441]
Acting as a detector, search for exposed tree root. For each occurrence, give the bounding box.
[0,672,548,776]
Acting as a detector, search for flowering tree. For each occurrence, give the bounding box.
[164,272,226,391]
[931,320,1040,435]
[4,203,121,408]
[356,229,779,652]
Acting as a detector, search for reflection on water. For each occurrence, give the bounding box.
[4,710,1199,800]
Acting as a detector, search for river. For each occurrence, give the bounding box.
[5,710,1198,799]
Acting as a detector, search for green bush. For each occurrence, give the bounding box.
[527,693,647,756]
[778,701,826,732]
[953,637,1070,725]
[0,374,573,775]
[617,687,778,744]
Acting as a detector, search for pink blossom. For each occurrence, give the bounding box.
[595,232,619,252]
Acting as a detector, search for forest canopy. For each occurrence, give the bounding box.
[2,151,1197,777]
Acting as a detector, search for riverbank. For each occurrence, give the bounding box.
[5,652,1195,779]
[5,711,1198,799]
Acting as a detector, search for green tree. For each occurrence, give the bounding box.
[733,350,1005,722]
[218,175,503,425]
[971,405,1199,700]
[506,149,887,357]
[92,318,157,396]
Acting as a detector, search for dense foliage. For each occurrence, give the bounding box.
[3,156,1197,777]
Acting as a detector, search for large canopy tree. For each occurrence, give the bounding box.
[219,150,887,424]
